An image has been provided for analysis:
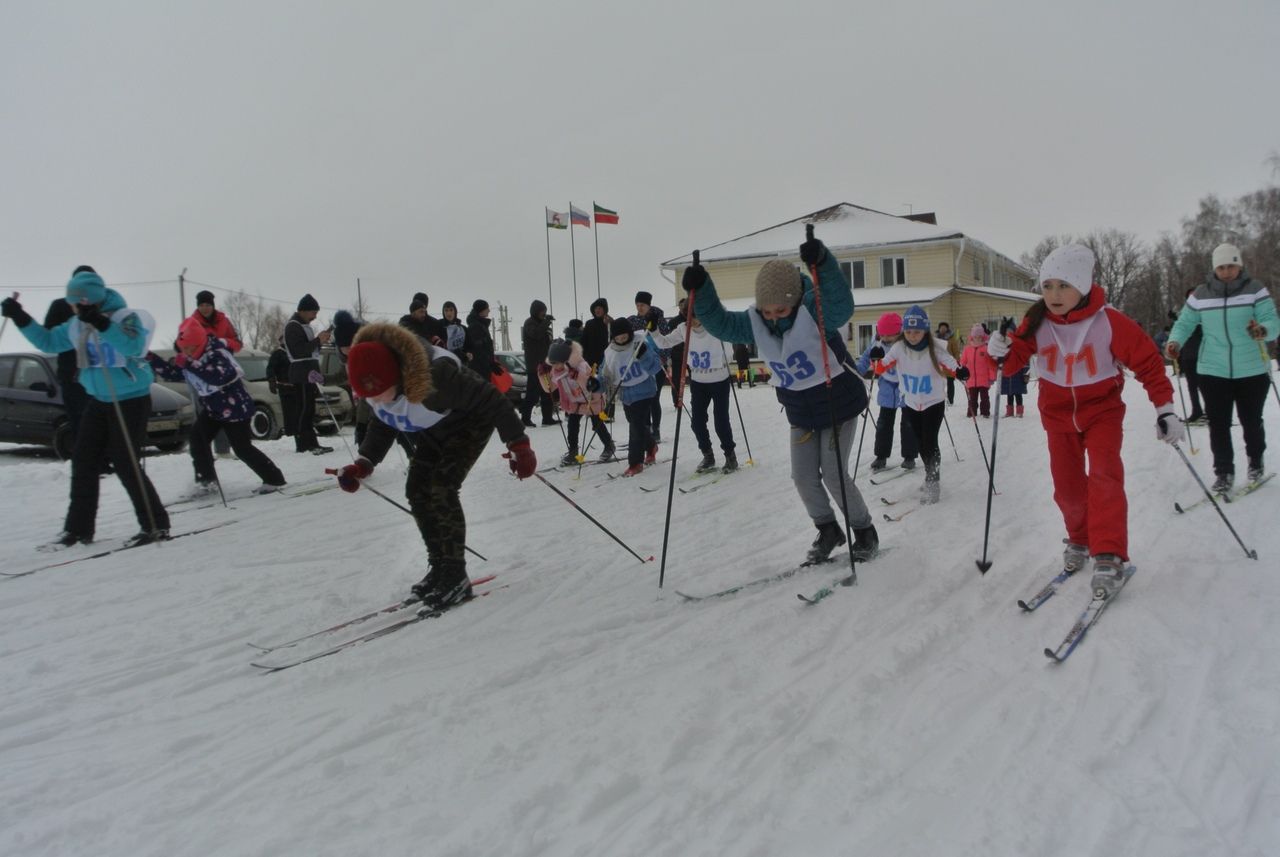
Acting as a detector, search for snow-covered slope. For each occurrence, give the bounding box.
[1,373,1277,857]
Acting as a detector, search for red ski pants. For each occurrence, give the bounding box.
[1046,411,1128,561]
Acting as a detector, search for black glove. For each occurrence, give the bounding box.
[1,297,33,328]
[682,263,707,293]
[954,366,971,381]
[586,376,601,393]
[76,303,110,332]
[868,345,885,361]
[799,236,826,266]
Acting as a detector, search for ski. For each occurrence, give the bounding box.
[251,578,504,672]
[1174,473,1273,513]
[869,468,914,485]
[3,522,238,579]
[247,574,498,653]
[879,496,899,506]
[796,548,895,604]
[168,478,335,512]
[883,508,916,523]
[1044,565,1136,662]
[675,554,848,602]
[1017,568,1076,611]
[678,469,739,494]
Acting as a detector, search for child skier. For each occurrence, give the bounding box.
[960,324,998,418]
[684,232,878,565]
[538,339,617,466]
[334,322,536,610]
[651,301,739,474]
[1002,364,1030,417]
[856,312,917,472]
[987,244,1183,599]
[872,306,965,504]
[148,320,286,493]
[600,318,663,477]
[2,268,171,548]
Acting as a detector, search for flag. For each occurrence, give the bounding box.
[546,208,567,229]
[570,204,591,228]
[593,203,619,225]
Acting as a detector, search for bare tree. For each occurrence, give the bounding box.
[1019,234,1074,274]
[1079,229,1147,308]
[253,304,288,351]
[220,290,261,349]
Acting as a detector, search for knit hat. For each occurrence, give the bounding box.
[610,318,634,340]
[472,299,489,314]
[634,291,653,306]
[175,318,209,358]
[968,323,988,344]
[297,293,320,312]
[346,341,400,397]
[1038,244,1095,292]
[902,305,930,331]
[547,340,573,364]
[755,259,803,307]
[333,310,362,350]
[1212,243,1243,270]
[195,290,215,306]
[564,318,584,339]
[409,300,425,313]
[66,270,106,306]
[876,312,903,338]
[413,292,429,307]
[590,298,609,315]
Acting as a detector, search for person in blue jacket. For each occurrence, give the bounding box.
[600,318,664,477]
[2,267,170,548]
[683,232,877,565]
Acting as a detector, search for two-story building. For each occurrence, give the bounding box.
[659,202,1037,356]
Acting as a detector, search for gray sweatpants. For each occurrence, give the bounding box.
[789,419,872,530]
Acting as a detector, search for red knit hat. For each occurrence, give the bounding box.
[176,318,209,358]
[346,341,400,397]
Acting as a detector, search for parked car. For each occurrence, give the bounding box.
[493,351,529,405]
[0,352,195,458]
[151,347,353,441]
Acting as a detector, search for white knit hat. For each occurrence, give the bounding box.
[1038,244,1095,292]
[755,259,803,307]
[1212,243,1243,270]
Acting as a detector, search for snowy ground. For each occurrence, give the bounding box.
[1,373,1278,857]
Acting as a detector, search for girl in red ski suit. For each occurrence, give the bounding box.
[988,245,1180,569]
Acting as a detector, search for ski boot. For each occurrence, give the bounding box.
[850,524,879,561]
[253,483,285,495]
[123,529,170,548]
[869,457,888,472]
[310,445,334,456]
[695,451,717,473]
[1090,554,1128,601]
[722,450,739,473]
[921,460,940,504]
[1211,471,1233,495]
[560,450,579,467]
[805,521,846,565]
[411,562,473,611]
[598,444,618,463]
[645,444,658,465]
[1062,541,1090,574]
[1247,457,1264,485]
[41,531,92,551]
[900,457,916,470]
[621,462,645,478]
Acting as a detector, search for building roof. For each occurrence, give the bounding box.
[660,203,1031,277]
[713,284,1037,314]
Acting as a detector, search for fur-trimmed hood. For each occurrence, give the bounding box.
[351,321,433,402]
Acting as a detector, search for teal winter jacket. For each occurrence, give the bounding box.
[19,288,156,402]
[1169,270,1278,380]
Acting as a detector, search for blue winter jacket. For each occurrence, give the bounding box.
[606,334,663,406]
[148,335,255,422]
[856,339,904,408]
[19,288,155,402]
[693,251,867,430]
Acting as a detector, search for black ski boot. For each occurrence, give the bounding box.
[805,521,846,565]
[869,457,888,472]
[598,444,618,463]
[411,562,473,611]
[722,450,739,473]
[560,450,579,467]
[695,451,717,473]
[123,529,170,548]
[850,524,880,560]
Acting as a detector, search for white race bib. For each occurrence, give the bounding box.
[1032,311,1119,388]
[746,304,844,391]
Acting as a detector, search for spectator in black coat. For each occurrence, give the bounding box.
[282,293,333,454]
[464,300,496,380]
[519,299,558,426]
[399,292,446,345]
[582,298,611,370]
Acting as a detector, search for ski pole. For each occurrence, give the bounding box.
[1170,442,1258,560]
[535,473,653,564]
[1170,357,1198,454]
[851,374,875,476]
[941,411,961,462]
[323,467,487,561]
[1259,341,1280,410]
[805,224,858,586]
[720,341,755,465]
[311,372,357,459]
[658,251,701,588]
[970,412,993,483]
[94,339,162,539]
[975,317,1014,573]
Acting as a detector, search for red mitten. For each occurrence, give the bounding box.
[337,457,374,493]
[173,353,189,368]
[504,438,537,479]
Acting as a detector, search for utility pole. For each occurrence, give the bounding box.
[178,267,188,318]
[498,303,512,351]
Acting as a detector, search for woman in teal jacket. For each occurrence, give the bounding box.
[1167,244,1278,491]
[1,267,170,548]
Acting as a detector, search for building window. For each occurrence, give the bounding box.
[880,257,907,287]
[840,260,866,289]
[857,323,875,354]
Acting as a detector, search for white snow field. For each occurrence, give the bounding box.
[1,371,1278,857]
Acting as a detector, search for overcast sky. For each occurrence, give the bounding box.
[3,0,1277,349]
